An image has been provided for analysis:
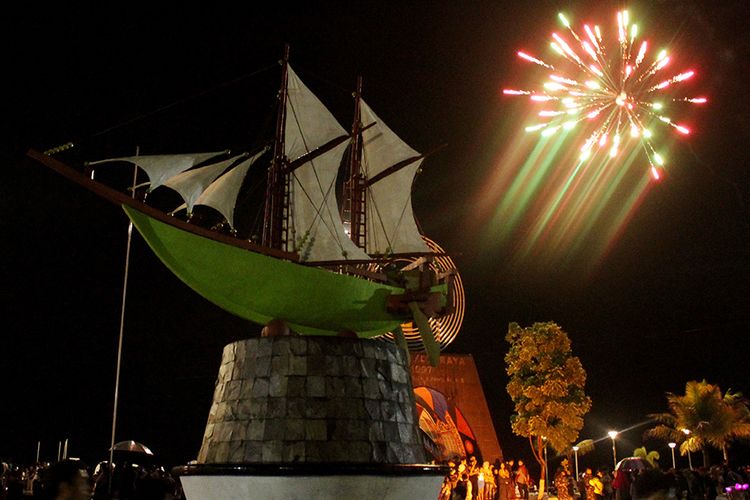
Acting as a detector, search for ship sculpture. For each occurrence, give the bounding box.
[28,46,458,364]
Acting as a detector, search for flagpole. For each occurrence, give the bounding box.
[108,147,140,494]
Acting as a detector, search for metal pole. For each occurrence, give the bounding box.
[669,443,676,469]
[682,429,693,470]
[608,431,618,469]
[612,439,617,468]
[573,447,579,480]
[57,441,61,462]
[63,439,68,459]
[35,441,40,463]
[544,443,549,496]
[108,149,140,494]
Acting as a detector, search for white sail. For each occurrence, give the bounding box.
[290,142,370,262]
[285,65,370,262]
[360,100,430,254]
[193,150,265,229]
[285,66,346,161]
[162,154,247,212]
[88,151,226,190]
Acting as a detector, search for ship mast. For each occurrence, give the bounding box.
[342,76,367,250]
[262,44,290,250]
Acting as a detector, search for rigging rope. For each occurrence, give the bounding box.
[52,64,278,151]
[361,147,417,254]
[286,90,351,258]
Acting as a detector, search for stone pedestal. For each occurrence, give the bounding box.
[175,336,445,499]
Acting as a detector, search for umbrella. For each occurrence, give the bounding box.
[110,440,154,455]
[615,457,652,473]
[109,441,155,466]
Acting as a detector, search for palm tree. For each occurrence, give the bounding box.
[645,380,750,466]
[633,446,660,468]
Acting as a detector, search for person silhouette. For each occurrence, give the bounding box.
[41,460,91,500]
[516,460,531,500]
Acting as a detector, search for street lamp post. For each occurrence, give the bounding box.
[608,431,618,469]
[668,442,677,469]
[572,446,580,480]
[544,442,549,497]
[682,429,693,470]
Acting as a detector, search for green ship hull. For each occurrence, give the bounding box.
[124,205,413,337]
[27,149,448,346]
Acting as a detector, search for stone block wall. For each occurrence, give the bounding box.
[196,336,425,465]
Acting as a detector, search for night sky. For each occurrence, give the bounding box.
[3,1,749,477]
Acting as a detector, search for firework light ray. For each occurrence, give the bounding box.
[503,9,706,180]
[524,157,587,251]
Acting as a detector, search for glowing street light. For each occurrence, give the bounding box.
[668,442,677,469]
[608,431,618,469]
[572,446,580,479]
[682,429,693,470]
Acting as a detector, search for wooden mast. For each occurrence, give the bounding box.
[262,44,290,250]
[343,76,367,250]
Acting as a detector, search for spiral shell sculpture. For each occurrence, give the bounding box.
[380,236,464,351]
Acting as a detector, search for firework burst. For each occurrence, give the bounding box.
[504,10,707,180]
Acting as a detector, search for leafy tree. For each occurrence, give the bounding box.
[645,380,750,466]
[572,438,595,456]
[505,322,592,492]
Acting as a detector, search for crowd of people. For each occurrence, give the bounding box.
[439,455,750,500]
[602,463,750,500]
[5,454,750,499]
[556,461,750,500]
[439,456,533,500]
[0,460,183,500]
